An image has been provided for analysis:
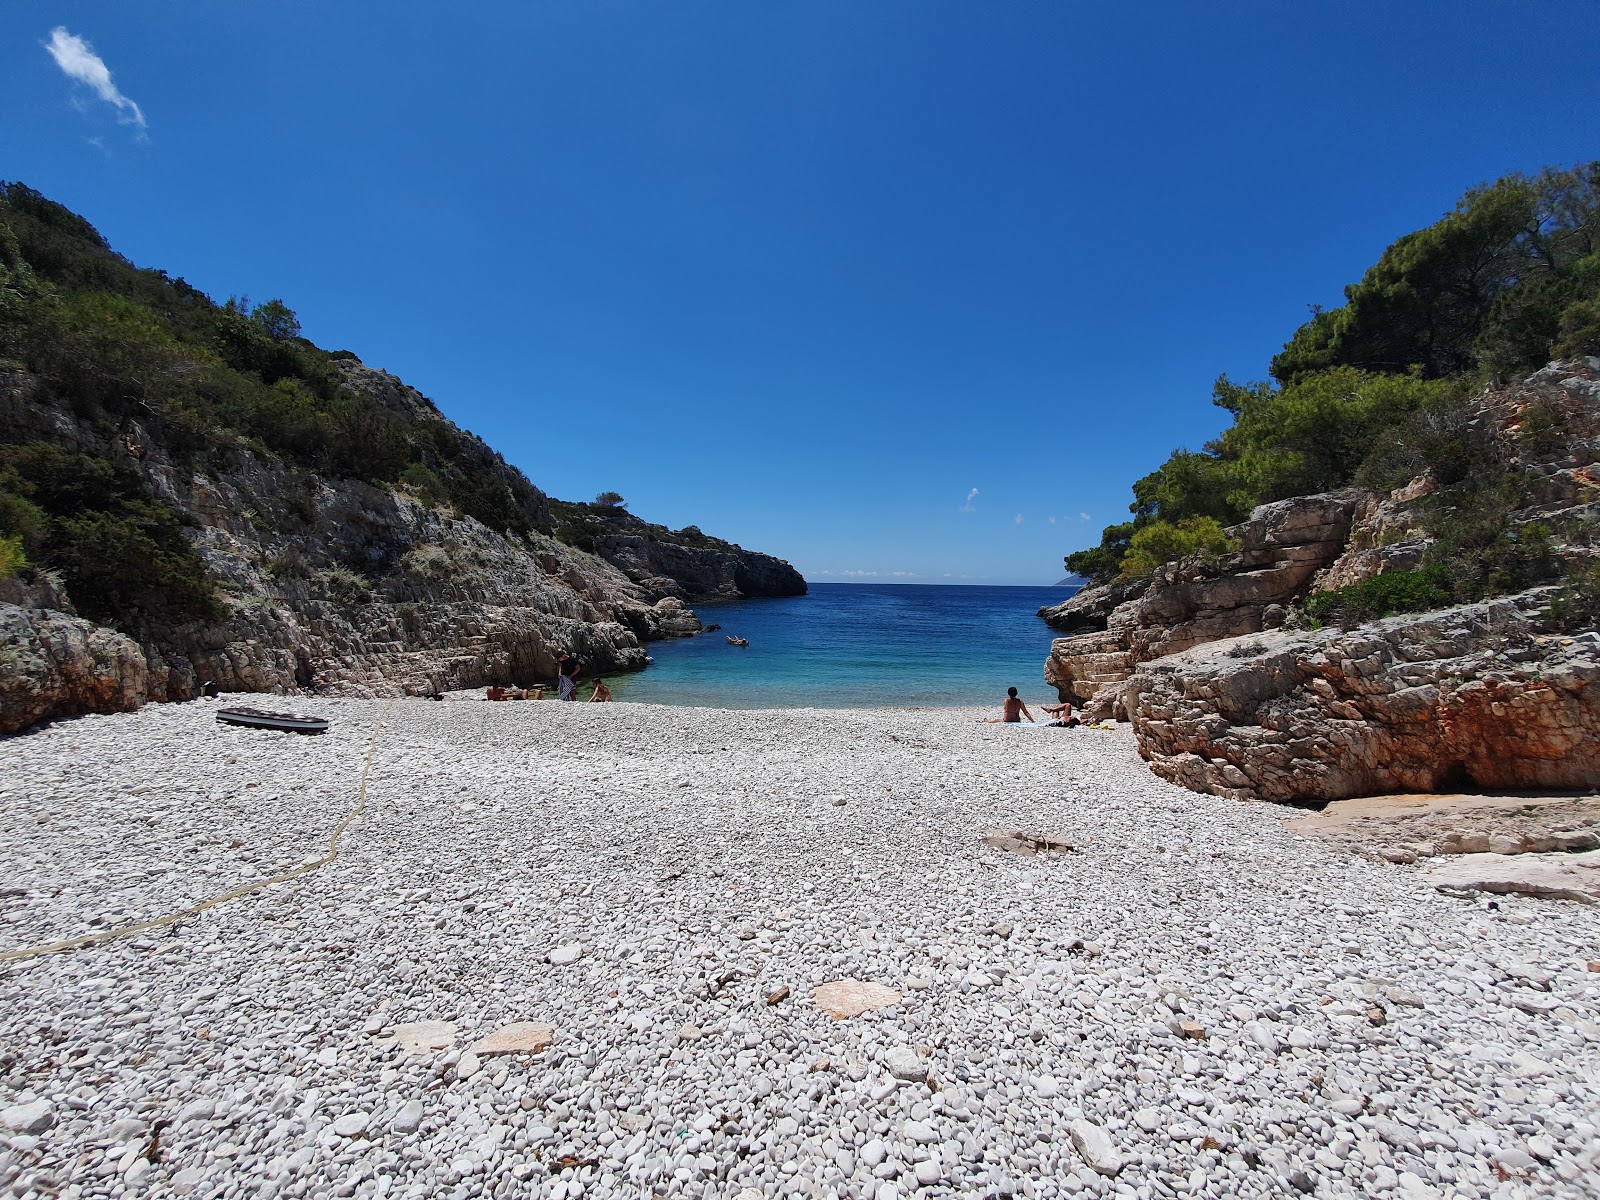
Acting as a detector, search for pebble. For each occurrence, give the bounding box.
[0,1099,54,1134]
[1068,1119,1126,1176]
[884,1045,927,1082]
[390,1099,425,1134]
[0,698,1596,1198]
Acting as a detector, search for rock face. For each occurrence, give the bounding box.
[1126,589,1600,803]
[0,577,151,732]
[588,525,807,603]
[0,358,804,733]
[1045,359,1599,731]
[1041,492,1358,718]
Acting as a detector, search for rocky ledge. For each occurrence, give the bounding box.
[1042,492,1359,719]
[1125,589,1600,804]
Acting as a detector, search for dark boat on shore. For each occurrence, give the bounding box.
[217,707,331,734]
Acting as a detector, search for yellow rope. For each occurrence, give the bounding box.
[0,699,396,966]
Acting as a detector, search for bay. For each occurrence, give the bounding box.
[606,581,1079,709]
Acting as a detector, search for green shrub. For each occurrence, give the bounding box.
[0,441,221,630]
[1120,516,1239,579]
[321,564,372,605]
[0,533,26,577]
[1302,567,1453,626]
[1544,562,1600,632]
[52,506,222,627]
[552,523,596,553]
[398,462,449,507]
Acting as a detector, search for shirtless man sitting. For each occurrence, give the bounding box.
[980,687,1034,723]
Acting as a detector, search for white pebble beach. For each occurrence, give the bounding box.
[2,696,1598,1200]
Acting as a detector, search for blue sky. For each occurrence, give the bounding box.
[3,2,1598,584]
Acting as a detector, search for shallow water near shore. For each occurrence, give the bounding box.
[608,581,1077,709]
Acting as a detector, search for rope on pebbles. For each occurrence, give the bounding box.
[0,699,395,966]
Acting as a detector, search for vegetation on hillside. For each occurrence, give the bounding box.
[549,497,724,556]
[1067,163,1600,608]
[0,181,772,632]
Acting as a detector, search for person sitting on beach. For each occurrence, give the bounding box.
[588,678,612,703]
[486,685,506,702]
[981,687,1034,723]
[1040,701,1078,726]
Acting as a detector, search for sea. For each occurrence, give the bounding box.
[606,582,1080,709]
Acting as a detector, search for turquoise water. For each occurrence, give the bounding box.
[607,582,1077,709]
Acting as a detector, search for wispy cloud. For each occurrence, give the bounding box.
[1014,513,1024,525]
[1048,515,1057,525]
[959,487,979,513]
[838,569,919,578]
[1080,512,1092,522]
[45,27,146,130]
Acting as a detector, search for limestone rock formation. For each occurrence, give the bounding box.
[1044,359,1599,728]
[1125,589,1600,803]
[1041,492,1357,718]
[587,527,807,603]
[0,599,151,733]
[1425,850,1600,904]
[0,354,804,732]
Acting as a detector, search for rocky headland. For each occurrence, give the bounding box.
[0,186,804,735]
[1043,359,1600,812]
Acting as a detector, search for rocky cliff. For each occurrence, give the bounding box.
[1126,590,1600,803]
[0,185,805,733]
[1042,358,1600,802]
[0,357,700,733]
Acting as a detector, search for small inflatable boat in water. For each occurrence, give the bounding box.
[217,707,331,734]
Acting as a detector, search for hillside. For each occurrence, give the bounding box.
[1064,162,1599,599]
[0,182,802,731]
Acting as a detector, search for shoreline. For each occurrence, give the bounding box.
[2,698,1597,1196]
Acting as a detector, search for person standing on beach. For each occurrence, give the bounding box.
[556,653,577,702]
[981,687,1034,723]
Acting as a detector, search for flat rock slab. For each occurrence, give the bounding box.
[811,979,903,1019]
[1289,792,1600,859]
[1426,850,1600,904]
[381,1021,458,1056]
[981,830,1075,856]
[470,1022,556,1056]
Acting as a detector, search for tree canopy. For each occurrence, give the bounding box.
[1068,162,1600,590]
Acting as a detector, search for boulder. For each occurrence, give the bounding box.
[0,603,150,735]
[1125,589,1600,803]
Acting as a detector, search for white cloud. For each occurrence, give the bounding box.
[960,487,979,512]
[1079,512,1092,522]
[1048,515,1057,525]
[1014,514,1024,525]
[45,27,146,129]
